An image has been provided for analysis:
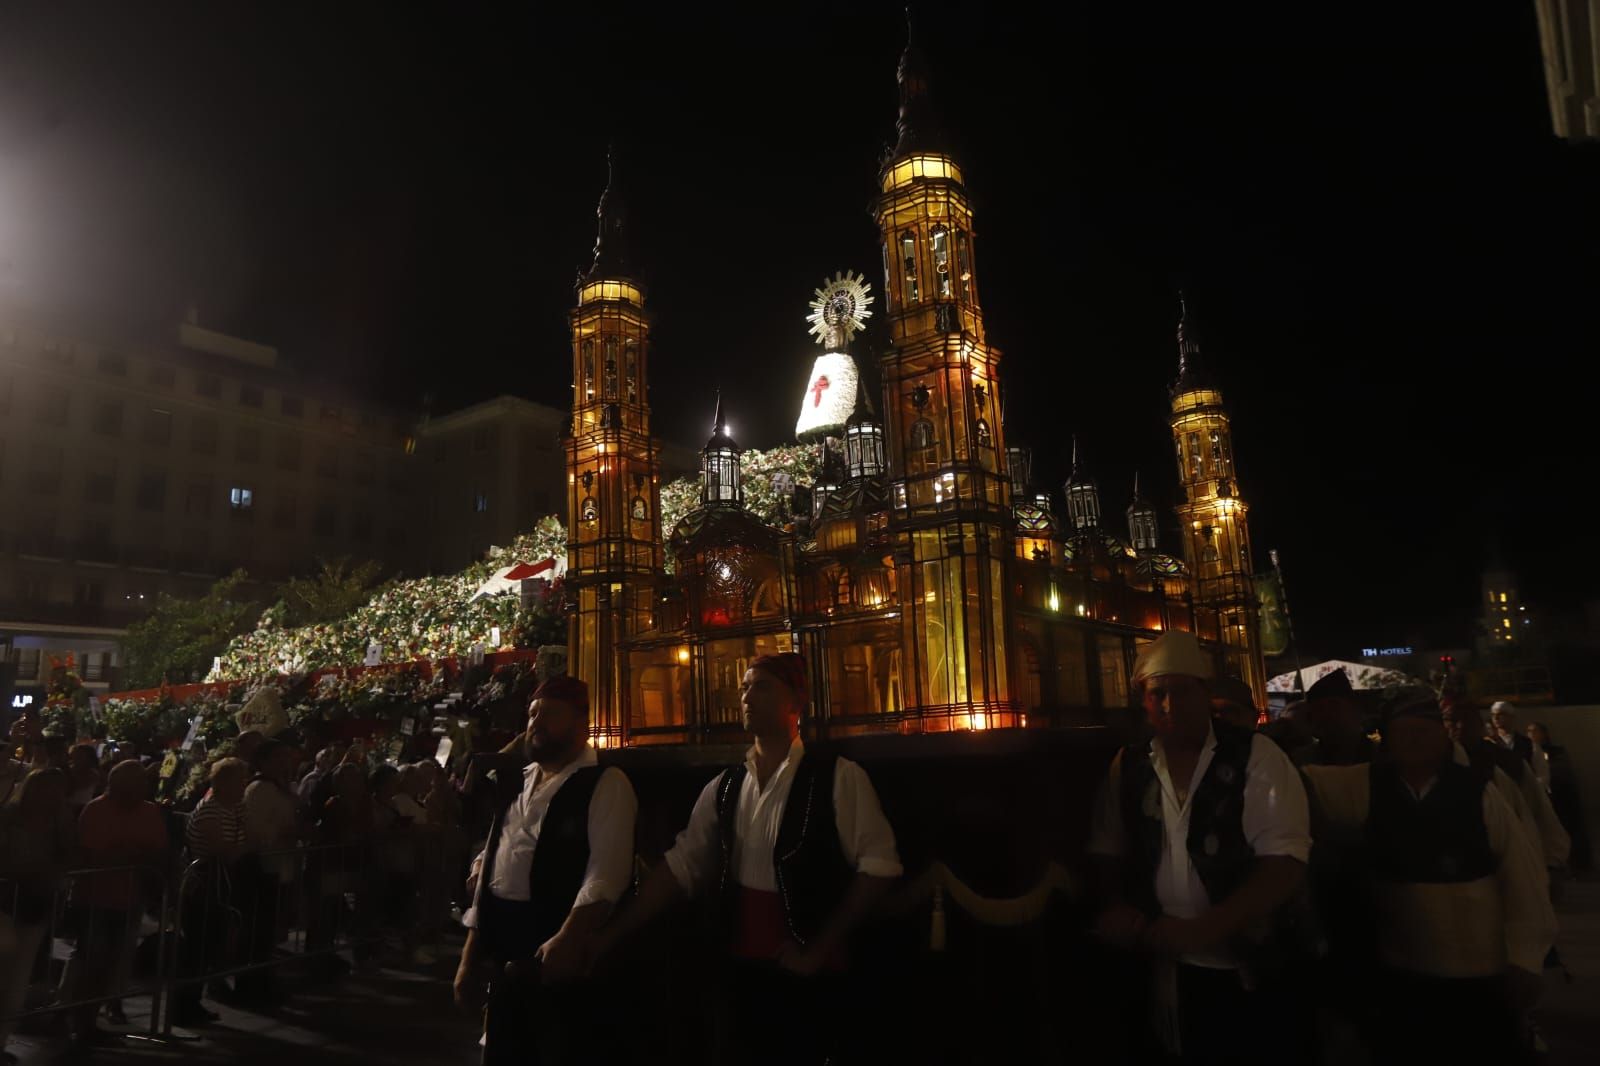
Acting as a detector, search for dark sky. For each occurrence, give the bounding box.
[0,2,1593,655]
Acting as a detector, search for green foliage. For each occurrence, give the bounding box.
[122,570,262,688]
[278,557,389,629]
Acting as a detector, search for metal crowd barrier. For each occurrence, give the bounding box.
[1,826,469,1050]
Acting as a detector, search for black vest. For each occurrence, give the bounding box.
[1120,722,1255,915]
[714,749,852,947]
[477,764,605,951]
[1464,738,1526,789]
[1366,760,1493,884]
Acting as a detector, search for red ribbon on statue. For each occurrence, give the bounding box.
[810,375,830,408]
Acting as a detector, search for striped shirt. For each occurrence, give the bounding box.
[186,798,245,858]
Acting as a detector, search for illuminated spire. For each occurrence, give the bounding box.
[891,5,946,161]
[584,146,631,283]
[1173,290,1213,394]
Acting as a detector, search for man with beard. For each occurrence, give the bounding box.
[453,676,637,1065]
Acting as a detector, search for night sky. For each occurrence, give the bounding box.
[0,3,1593,656]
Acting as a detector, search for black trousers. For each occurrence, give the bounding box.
[1369,968,1524,1066]
[717,959,843,1066]
[478,894,601,1066]
[1168,964,1310,1066]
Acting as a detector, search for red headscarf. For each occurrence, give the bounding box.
[531,675,590,715]
[749,652,809,704]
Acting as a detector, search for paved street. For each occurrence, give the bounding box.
[9,881,1600,1064]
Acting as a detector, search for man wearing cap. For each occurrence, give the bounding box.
[597,651,901,1066]
[1301,690,1555,1062]
[1088,631,1312,1065]
[1207,676,1259,731]
[453,675,637,1065]
[1297,669,1377,767]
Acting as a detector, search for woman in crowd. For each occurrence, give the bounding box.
[172,758,248,1028]
[0,769,73,1065]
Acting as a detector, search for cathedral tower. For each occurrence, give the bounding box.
[873,18,1014,728]
[1168,296,1265,703]
[565,156,664,745]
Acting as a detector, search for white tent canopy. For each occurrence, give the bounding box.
[1267,659,1424,694]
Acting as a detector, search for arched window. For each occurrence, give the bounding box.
[631,495,648,521]
[955,231,974,303]
[899,230,920,305]
[581,497,598,523]
[974,418,992,448]
[581,341,596,399]
[931,226,952,298]
[624,341,639,402]
[602,337,618,398]
[910,418,935,451]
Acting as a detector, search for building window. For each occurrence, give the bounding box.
[313,500,338,537]
[235,426,261,463]
[974,418,992,448]
[582,340,596,399]
[25,444,63,496]
[230,487,254,510]
[185,479,212,517]
[92,398,124,437]
[14,648,42,680]
[316,446,339,478]
[148,364,175,388]
[136,472,167,512]
[35,385,68,427]
[955,230,974,302]
[625,341,639,402]
[97,350,127,376]
[899,230,920,304]
[190,415,219,455]
[143,408,173,445]
[276,434,302,471]
[74,580,105,607]
[281,395,303,417]
[910,418,935,451]
[85,465,116,504]
[603,337,618,398]
[931,226,952,298]
[239,384,263,408]
[631,496,649,521]
[474,492,489,513]
[271,494,297,531]
[196,374,221,398]
[581,496,598,523]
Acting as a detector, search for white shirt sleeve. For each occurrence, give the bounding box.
[1516,763,1571,869]
[1086,750,1126,858]
[1242,735,1311,863]
[663,774,724,899]
[1483,783,1557,974]
[571,767,638,910]
[831,758,902,879]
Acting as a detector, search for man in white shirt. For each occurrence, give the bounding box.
[453,675,637,1066]
[1302,690,1555,1063]
[597,652,901,1066]
[1088,631,1311,1065]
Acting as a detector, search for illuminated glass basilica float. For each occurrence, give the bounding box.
[565,32,1266,751]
